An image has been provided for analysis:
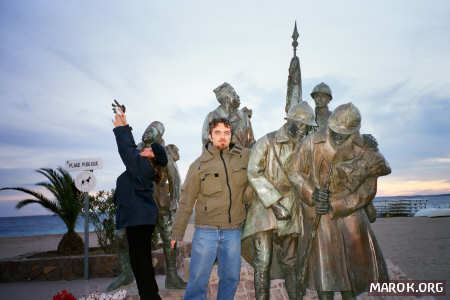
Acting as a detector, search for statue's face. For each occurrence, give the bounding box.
[287,120,310,140]
[231,94,240,110]
[142,126,159,144]
[167,145,180,161]
[219,89,240,112]
[209,122,232,150]
[313,93,331,108]
[329,129,351,146]
[219,96,232,112]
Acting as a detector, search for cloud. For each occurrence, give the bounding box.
[378,178,450,196]
[423,157,450,164]
[1,1,450,216]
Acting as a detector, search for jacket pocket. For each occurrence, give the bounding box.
[232,166,247,187]
[200,172,222,196]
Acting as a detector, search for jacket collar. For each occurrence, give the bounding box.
[200,142,240,162]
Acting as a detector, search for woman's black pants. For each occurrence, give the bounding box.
[126,224,161,300]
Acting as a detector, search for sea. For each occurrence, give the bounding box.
[0,215,96,238]
[0,194,449,238]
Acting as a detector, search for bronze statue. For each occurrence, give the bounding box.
[310,82,332,128]
[242,102,317,300]
[288,103,391,300]
[142,121,187,289]
[201,82,255,148]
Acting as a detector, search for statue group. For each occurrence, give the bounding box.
[110,22,391,300]
[240,23,391,300]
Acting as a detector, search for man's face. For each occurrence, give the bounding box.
[209,122,232,150]
[287,119,310,140]
[329,129,351,147]
[313,93,331,108]
[140,147,155,159]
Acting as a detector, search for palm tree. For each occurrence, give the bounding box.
[0,167,84,255]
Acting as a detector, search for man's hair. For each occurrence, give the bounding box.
[208,118,232,135]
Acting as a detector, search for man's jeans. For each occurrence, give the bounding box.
[183,227,242,300]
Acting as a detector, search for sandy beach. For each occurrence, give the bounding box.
[0,217,449,299]
[0,232,99,260]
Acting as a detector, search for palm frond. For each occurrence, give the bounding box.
[0,167,83,233]
[0,187,54,205]
[36,182,58,198]
[16,198,61,215]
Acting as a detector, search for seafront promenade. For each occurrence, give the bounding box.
[0,217,449,299]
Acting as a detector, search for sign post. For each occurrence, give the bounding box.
[66,158,102,280]
[83,191,89,280]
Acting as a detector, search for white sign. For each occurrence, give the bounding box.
[75,171,96,192]
[66,158,103,171]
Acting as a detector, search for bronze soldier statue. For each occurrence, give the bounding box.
[242,102,317,300]
[310,83,378,223]
[142,121,187,289]
[201,82,255,148]
[165,144,181,213]
[310,82,332,128]
[289,103,391,300]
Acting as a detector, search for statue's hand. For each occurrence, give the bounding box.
[272,201,291,220]
[170,240,182,248]
[313,188,330,215]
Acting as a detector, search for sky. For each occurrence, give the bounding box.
[0,0,449,217]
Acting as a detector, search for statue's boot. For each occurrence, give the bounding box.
[318,291,334,300]
[254,269,270,300]
[165,265,187,289]
[163,238,187,289]
[341,291,356,300]
[296,281,306,300]
[106,246,134,291]
[157,214,186,289]
[284,271,299,300]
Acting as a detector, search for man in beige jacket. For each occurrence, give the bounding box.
[171,118,251,300]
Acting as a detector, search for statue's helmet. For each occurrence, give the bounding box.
[328,103,361,134]
[311,82,333,100]
[285,101,317,126]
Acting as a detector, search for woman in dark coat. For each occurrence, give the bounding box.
[113,108,167,300]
